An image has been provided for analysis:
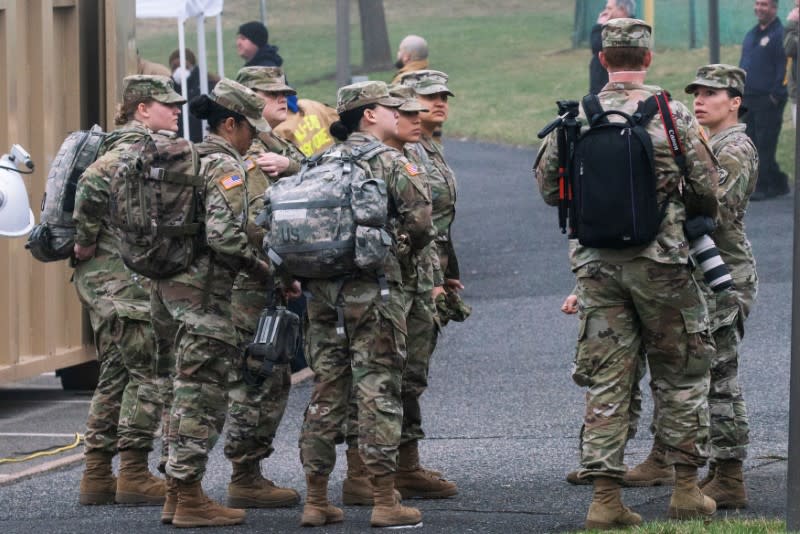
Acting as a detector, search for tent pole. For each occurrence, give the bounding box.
[197,15,209,135]
[216,14,225,79]
[178,19,190,140]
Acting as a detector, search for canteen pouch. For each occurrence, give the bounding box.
[354,226,391,270]
[243,305,300,387]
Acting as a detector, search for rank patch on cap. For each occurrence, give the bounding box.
[220,174,243,190]
[404,162,420,176]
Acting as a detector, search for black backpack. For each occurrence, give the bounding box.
[571,91,675,249]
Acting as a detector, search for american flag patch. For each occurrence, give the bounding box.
[404,162,420,176]
[220,174,243,190]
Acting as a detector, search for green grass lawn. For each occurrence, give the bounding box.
[578,517,786,533]
[136,0,795,176]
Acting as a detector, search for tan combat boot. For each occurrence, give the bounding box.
[342,447,376,505]
[79,450,117,505]
[370,474,422,528]
[623,441,674,487]
[566,470,591,485]
[171,479,246,528]
[700,459,747,509]
[227,460,300,508]
[300,474,344,527]
[160,476,178,524]
[394,441,457,499]
[699,461,717,489]
[668,464,717,520]
[115,449,166,505]
[585,476,642,530]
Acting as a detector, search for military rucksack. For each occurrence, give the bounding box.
[570,92,674,249]
[26,125,106,262]
[261,141,393,279]
[109,132,204,279]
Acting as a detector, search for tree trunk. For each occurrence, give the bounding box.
[358,0,392,70]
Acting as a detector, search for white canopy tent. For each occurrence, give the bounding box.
[135,0,226,138]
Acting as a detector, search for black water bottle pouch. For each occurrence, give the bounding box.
[242,305,300,387]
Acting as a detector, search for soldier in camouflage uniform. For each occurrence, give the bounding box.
[686,65,758,507]
[535,19,720,528]
[209,66,303,509]
[624,67,760,507]
[298,81,433,529]
[151,79,279,528]
[73,75,185,507]
[396,69,465,497]
[338,85,458,506]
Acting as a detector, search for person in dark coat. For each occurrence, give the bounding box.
[236,21,298,113]
[237,21,283,67]
[740,0,790,201]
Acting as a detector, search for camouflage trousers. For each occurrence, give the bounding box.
[300,277,406,477]
[623,275,758,460]
[578,348,647,455]
[151,278,240,483]
[74,253,162,454]
[573,259,713,479]
[345,288,437,448]
[224,278,292,465]
[707,275,757,461]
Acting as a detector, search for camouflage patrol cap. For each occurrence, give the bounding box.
[684,64,747,95]
[235,66,297,95]
[601,18,652,49]
[209,78,270,132]
[398,69,455,97]
[123,75,186,105]
[388,84,429,112]
[336,81,403,114]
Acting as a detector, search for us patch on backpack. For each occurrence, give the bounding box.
[572,93,667,249]
[109,132,204,279]
[25,125,106,262]
[260,141,392,279]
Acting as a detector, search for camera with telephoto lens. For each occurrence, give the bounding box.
[684,216,733,292]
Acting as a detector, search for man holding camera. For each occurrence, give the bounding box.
[535,18,720,529]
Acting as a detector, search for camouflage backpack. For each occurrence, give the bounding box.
[261,141,392,279]
[109,132,204,279]
[26,125,106,262]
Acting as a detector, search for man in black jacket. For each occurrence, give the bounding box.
[589,0,636,94]
[236,21,299,115]
[237,21,283,67]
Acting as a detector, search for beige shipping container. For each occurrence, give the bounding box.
[0,0,135,388]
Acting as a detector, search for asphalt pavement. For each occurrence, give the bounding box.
[0,138,793,533]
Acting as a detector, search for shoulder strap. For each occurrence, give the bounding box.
[351,140,391,161]
[581,94,605,125]
[651,91,690,179]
